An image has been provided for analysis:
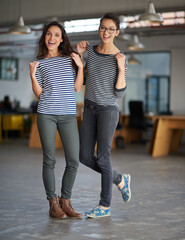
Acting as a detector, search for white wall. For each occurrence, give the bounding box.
[116,34,185,115]
[171,49,185,115]
[123,52,170,114]
[0,57,35,108]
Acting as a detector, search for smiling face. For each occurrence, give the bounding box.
[99,18,120,44]
[45,25,63,52]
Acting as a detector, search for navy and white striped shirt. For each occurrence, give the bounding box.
[85,45,127,107]
[34,56,76,115]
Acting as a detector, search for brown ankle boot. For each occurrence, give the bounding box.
[49,197,67,219]
[59,197,82,219]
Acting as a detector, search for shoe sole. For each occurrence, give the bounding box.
[125,174,131,202]
[49,214,67,219]
[85,213,110,218]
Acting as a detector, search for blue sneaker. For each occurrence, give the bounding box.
[85,206,111,218]
[120,174,131,202]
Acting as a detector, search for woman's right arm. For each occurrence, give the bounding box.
[29,61,43,99]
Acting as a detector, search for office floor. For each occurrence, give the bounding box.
[0,140,185,240]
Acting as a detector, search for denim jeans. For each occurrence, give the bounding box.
[37,113,79,200]
[80,100,122,207]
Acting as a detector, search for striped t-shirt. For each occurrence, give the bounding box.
[34,56,76,115]
[85,45,127,107]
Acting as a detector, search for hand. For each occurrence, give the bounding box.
[115,53,126,71]
[76,41,89,55]
[29,61,39,77]
[71,53,83,68]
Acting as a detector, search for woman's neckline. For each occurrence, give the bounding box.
[93,45,120,56]
[44,55,61,59]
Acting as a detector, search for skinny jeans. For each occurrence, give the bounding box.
[80,100,122,207]
[37,113,79,200]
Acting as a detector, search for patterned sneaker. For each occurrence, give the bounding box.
[120,174,131,203]
[85,206,111,218]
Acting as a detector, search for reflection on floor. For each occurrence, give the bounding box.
[0,140,185,240]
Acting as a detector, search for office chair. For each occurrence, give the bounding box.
[128,100,146,143]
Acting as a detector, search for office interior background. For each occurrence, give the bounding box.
[0,1,185,240]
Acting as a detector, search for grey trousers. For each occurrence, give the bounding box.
[37,113,79,200]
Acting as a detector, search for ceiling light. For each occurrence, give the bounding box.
[138,1,163,23]
[128,53,141,64]
[127,35,144,50]
[9,16,31,34]
[9,0,31,34]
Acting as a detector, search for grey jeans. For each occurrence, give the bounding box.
[80,100,122,207]
[37,113,79,200]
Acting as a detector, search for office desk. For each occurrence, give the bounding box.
[148,115,185,157]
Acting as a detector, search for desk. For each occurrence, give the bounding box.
[111,115,141,149]
[148,115,185,157]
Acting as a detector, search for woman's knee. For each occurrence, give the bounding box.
[67,155,79,169]
[43,157,56,169]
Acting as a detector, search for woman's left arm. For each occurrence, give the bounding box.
[71,53,84,93]
[115,53,127,89]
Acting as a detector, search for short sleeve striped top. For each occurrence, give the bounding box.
[34,56,76,115]
[85,45,127,107]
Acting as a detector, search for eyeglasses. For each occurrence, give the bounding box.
[99,26,117,34]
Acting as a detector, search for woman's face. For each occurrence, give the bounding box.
[99,19,119,44]
[45,26,63,52]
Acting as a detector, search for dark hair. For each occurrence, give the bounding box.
[100,13,120,30]
[36,21,74,59]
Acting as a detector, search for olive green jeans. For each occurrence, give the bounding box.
[37,113,79,200]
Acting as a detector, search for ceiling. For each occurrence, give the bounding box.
[1,0,185,27]
[0,0,185,57]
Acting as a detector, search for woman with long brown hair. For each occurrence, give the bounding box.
[29,22,83,219]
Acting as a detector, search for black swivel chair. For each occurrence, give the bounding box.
[129,100,146,143]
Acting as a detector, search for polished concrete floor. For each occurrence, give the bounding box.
[0,139,185,240]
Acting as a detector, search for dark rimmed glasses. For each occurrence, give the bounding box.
[99,26,117,34]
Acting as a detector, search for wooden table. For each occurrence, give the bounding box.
[148,115,185,157]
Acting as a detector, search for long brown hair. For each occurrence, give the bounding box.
[36,21,74,59]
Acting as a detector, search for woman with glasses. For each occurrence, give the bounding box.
[77,13,131,218]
